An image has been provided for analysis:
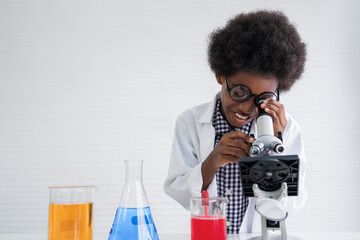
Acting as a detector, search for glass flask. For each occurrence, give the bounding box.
[190,196,228,240]
[108,159,159,240]
[48,186,96,240]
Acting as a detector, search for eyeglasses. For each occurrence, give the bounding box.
[225,76,279,104]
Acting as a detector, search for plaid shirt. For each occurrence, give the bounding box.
[213,99,251,234]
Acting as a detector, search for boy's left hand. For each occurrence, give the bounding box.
[260,99,287,137]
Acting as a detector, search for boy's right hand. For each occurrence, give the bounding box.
[208,131,255,168]
[201,131,254,190]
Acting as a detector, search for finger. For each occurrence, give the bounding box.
[223,146,249,158]
[226,139,251,152]
[219,136,252,151]
[217,141,250,156]
[265,106,286,128]
[263,99,283,108]
[259,104,281,128]
[261,100,287,127]
[264,107,281,126]
[225,131,255,143]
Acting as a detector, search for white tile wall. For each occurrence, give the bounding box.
[0,0,359,237]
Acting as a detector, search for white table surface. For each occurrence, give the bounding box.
[1,232,360,240]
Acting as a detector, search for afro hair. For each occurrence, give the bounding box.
[208,10,306,92]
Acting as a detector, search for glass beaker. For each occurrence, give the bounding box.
[108,159,159,240]
[48,186,96,240]
[190,196,228,240]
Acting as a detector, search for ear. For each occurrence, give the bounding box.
[215,74,223,85]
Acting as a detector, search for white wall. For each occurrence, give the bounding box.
[0,0,359,236]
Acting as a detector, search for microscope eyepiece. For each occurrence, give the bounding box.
[250,93,284,156]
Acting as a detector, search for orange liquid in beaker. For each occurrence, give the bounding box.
[48,203,93,240]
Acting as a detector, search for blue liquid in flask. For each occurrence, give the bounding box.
[108,206,159,240]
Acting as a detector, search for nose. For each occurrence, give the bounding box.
[239,98,257,115]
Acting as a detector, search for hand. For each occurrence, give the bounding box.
[209,131,255,167]
[260,99,287,137]
[201,131,254,190]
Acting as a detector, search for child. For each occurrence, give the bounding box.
[164,10,307,234]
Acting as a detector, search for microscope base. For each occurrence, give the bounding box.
[261,216,287,240]
[247,233,303,240]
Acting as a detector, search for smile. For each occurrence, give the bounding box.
[235,112,249,120]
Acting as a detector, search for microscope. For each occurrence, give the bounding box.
[239,98,300,240]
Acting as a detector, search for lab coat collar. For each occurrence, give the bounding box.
[199,92,220,124]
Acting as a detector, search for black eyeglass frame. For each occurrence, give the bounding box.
[224,76,280,104]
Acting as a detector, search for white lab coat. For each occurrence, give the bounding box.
[163,92,307,233]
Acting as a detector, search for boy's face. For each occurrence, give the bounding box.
[216,71,278,128]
